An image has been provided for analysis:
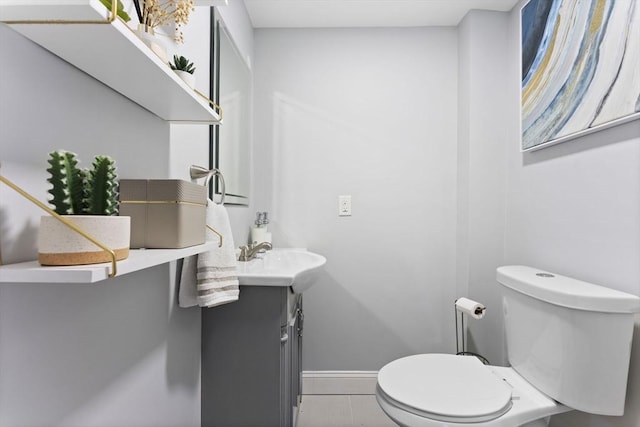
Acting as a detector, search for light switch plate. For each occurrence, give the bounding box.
[338,195,352,216]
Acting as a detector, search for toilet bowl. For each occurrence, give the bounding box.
[376,354,570,427]
[376,266,640,427]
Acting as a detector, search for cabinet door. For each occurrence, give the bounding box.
[283,294,303,427]
[202,286,285,427]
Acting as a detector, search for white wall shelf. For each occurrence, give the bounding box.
[0,0,221,123]
[0,241,217,284]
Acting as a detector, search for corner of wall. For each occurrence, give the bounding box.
[455,9,512,366]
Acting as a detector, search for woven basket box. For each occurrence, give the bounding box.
[119,179,207,249]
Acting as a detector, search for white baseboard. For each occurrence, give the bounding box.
[302,371,378,395]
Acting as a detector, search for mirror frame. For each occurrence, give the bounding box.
[209,8,250,205]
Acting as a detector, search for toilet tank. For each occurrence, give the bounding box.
[497,266,640,416]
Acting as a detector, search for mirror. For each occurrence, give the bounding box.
[210,11,251,205]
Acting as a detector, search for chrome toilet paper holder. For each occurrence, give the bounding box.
[454,297,489,365]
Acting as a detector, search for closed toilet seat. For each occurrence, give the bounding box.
[376,354,572,427]
[377,354,512,423]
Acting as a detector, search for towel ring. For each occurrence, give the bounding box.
[189,165,226,205]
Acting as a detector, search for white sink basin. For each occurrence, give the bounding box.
[236,248,326,293]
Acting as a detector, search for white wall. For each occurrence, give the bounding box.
[170,6,212,184]
[217,0,254,71]
[254,27,459,370]
[457,10,510,365]
[460,6,640,426]
[0,22,200,427]
[501,2,640,427]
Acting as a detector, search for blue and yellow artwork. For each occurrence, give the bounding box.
[521,0,639,150]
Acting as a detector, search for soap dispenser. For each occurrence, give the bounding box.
[250,212,272,245]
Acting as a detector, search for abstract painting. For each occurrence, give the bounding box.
[521,0,639,151]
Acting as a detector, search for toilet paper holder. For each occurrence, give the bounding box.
[454,298,489,365]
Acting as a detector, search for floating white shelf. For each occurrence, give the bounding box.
[0,241,217,284]
[0,0,220,123]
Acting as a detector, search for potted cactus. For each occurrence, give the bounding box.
[38,150,130,266]
[170,55,196,88]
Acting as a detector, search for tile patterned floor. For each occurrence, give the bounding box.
[296,394,398,427]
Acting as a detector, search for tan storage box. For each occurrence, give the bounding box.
[119,179,207,249]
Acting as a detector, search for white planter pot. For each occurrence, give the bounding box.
[38,215,130,266]
[175,70,195,89]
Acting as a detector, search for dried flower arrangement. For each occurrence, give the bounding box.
[132,0,195,43]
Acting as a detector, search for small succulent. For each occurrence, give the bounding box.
[170,55,196,74]
[47,150,119,216]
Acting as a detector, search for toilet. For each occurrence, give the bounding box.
[376,265,640,427]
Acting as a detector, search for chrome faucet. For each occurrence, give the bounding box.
[238,241,272,261]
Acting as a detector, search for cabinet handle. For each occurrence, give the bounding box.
[297,309,304,336]
[281,333,289,343]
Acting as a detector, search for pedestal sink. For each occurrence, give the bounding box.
[236,248,326,293]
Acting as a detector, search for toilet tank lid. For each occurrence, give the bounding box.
[497,266,640,314]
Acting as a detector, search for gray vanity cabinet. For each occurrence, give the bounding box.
[202,286,303,427]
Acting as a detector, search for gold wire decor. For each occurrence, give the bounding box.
[194,89,224,123]
[206,225,223,248]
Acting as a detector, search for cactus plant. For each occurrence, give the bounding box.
[46,151,119,216]
[85,156,119,215]
[46,150,87,215]
[170,55,196,74]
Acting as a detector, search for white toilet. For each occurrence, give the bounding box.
[376,265,640,427]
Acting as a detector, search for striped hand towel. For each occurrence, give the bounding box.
[179,199,239,308]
